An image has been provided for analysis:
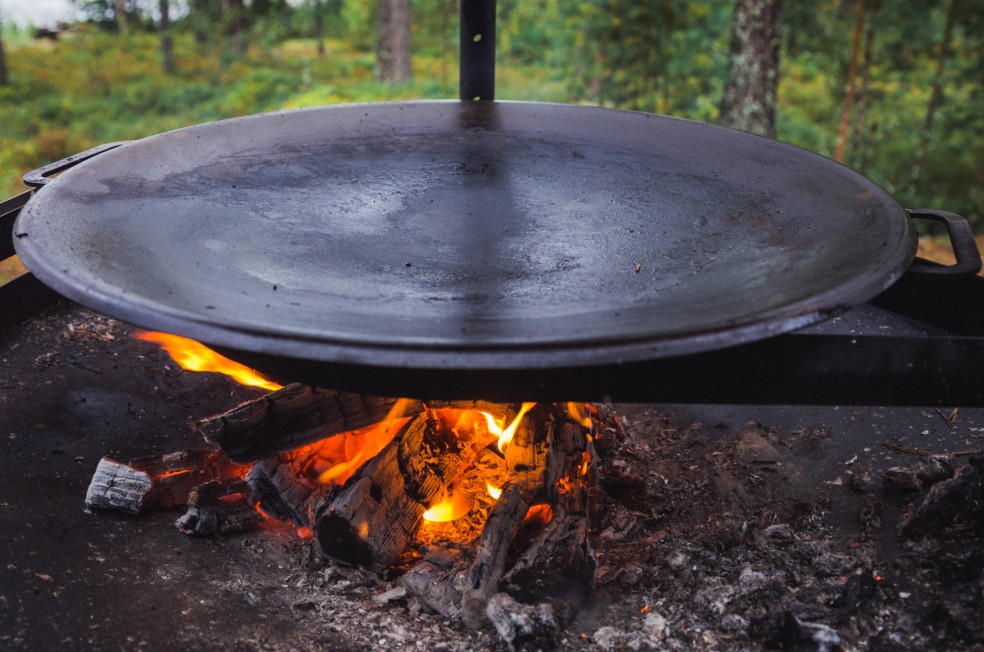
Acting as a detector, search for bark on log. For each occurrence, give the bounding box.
[199,380,502,463]
[198,384,416,462]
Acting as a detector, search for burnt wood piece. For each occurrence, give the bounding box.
[246,454,320,528]
[130,449,236,507]
[85,458,153,514]
[198,383,420,463]
[501,418,598,615]
[314,407,503,571]
[176,478,263,535]
[400,547,472,618]
[462,405,597,628]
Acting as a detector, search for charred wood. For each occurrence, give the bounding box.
[314,408,496,571]
[400,547,471,618]
[176,478,263,535]
[85,458,153,514]
[130,449,236,507]
[199,383,417,463]
[462,405,597,629]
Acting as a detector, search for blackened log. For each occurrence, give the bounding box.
[85,458,153,514]
[401,548,471,618]
[246,454,320,527]
[176,478,263,535]
[462,405,597,628]
[314,408,498,571]
[198,384,418,463]
[130,449,236,507]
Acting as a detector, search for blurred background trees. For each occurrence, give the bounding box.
[0,0,980,230]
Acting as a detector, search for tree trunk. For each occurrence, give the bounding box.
[834,0,866,163]
[849,0,879,171]
[159,0,175,74]
[0,9,8,87]
[911,0,956,190]
[314,0,325,56]
[718,0,783,138]
[115,0,129,34]
[376,0,411,83]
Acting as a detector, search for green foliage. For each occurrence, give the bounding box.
[0,1,981,229]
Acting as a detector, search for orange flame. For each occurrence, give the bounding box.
[315,398,412,486]
[422,492,472,522]
[481,402,536,453]
[523,503,554,526]
[486,482,502,500]
[134,331,283,391]
[566,402,593,429]
[580,451,591,477]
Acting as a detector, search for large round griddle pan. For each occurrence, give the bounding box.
[14,101,917,397]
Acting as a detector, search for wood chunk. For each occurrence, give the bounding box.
[314,408,499,571]
[401,548,471,618]
[85,458,153,514]
[246,455,319,528]
[130,449,236,507]
[462,405,597,629]
[198,383,420,463]
[176,478,263,535]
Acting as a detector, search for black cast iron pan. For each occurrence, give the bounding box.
[14,101,921,398]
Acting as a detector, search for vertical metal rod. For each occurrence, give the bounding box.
[460,0,496,101]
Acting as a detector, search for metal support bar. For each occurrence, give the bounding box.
[460,0,496,101]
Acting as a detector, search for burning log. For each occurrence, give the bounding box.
[199,383,414,463]
[312,407,502,571]
[461,404,598,628]
[198,382,500,464]
[176,478,263,535]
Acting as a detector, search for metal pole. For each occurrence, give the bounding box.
[460,0,496,101]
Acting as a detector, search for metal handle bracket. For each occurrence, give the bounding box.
[24,142,131,188]
[906,209,982,278]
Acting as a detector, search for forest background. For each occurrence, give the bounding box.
[0,0,981,243]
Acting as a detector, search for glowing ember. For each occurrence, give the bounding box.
[523,503,554,526]
[481,402,536,452]
[423,492,473,522]
[580,451,591,476]
[134,331,283,391]
[486,482,502,500]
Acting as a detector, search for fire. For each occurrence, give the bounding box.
[134,331,283,391]
[486,482,502,500]
[566,402,594,429]
[314,398,413,486]
[481,402,536,452]
[523,503,554,526]
[423,492,473,522]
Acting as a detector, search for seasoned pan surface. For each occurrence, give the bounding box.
[14,101,916,377]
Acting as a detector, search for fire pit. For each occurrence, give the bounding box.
[2,1,984,649]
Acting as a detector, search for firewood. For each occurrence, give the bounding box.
[175,478,263,535]
[462,405,597,629]
[198,383,419,463]
[130,449,236,507]
[400,548,471,618]
[313,407,502,571]
[85,458,153,514]
[246,454,320,528]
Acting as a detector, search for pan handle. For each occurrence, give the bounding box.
[23,141,131,188]
[906,209,982,278]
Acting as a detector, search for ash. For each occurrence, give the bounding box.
[2,307,982,651]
